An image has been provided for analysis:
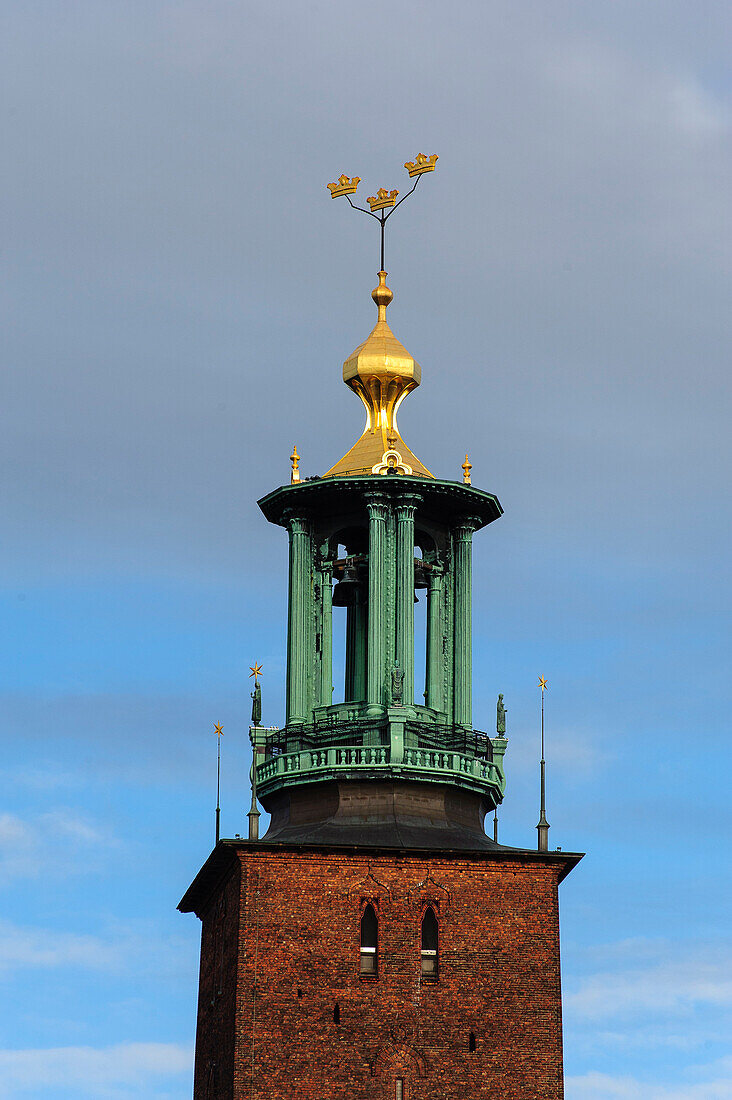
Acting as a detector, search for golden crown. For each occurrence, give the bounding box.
[327,174,361,199]
[367,188,399,212]
[404,153,438,177]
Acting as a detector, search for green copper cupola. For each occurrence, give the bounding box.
[251,263,508,849]
[248,157,511,848]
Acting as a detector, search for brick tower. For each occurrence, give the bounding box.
[179,163,582,1099]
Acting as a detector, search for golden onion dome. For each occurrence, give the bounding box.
[324,272,433,479]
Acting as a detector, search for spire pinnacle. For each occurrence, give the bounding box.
[323,156,439,480]
[214,722,224,844]
[537,677,550,851]
[249,674,263,841]
[290,446,300,484]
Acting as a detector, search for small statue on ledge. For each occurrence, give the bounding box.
[251,680,262,727]
[496,693,506,734]
[391,661,404,706]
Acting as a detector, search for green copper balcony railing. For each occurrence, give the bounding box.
[255,744,504,800]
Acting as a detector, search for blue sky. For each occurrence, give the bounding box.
[1,1,731,1097]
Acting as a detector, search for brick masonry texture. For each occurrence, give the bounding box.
[192,847,566,1100]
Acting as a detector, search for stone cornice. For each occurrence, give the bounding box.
[259,476,502,531]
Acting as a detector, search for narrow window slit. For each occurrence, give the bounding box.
[333,1002,341,1025]
[421,906,439,980]
[469,1031,477,1052]
[360,903,378,976]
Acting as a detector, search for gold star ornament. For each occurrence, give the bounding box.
[214,723,224,737]
[538,676,548,692]
[249,663,263,683]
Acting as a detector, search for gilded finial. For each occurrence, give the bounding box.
[539,676,548,692]
[290,445,300,484]
[462,454,472,484]
[371,270,393,318]
[324,155,439,478]
[404,153,438,177]
[214,721,224,843]
[327,174,361,198]
[367,188,399,212]
[249,662,263,683]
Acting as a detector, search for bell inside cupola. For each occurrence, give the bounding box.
[332,556,365,607]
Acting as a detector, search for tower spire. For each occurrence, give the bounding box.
[248,664,263,841]
[213,723,224,844]
[179,156,585,1100]
[323,156,439,481]
[537,677,550,851]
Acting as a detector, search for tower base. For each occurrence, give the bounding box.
[180,840,580,1100]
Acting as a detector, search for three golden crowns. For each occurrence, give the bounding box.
[327,154,438,212]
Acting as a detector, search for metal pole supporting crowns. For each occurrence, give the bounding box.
[327,154,438,272]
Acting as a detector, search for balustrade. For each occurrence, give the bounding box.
[257,744,498,793]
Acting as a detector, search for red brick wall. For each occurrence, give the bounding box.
[193,860,241,1099]
[193,848,565,1100]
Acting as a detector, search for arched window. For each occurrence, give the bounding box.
[421,906,438,979]
[360,903,378,975]
[333,1002,341,1025]
[469,1031,477,1052]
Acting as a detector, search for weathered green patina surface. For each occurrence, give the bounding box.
[256,473,505,811]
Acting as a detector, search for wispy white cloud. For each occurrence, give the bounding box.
[0,918,195,979]
[544,37,729,140]
[670,80,729,136]
[565,938,732,1075]
[0,765,79,791]
[581,1023,731,1054]
[565,939,732,1022]
[40,809,110,845]
[0,922,120,973]
[500,720,611,778]
[0,1043,191,1099]
[566,1065,732,1100]
[0,810,119,882]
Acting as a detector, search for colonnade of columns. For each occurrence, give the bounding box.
[344,602,367,703]
[284,500,478,730]
[395,495,419,708]
[452,520,477,728]
[365,494,389,716]
[425,564,445,712]
[285,514,311,725]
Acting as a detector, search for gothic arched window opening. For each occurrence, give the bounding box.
[421,906,438,979]
[360,902,378,975]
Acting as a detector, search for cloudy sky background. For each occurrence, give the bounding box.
[1,1,730,1097]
